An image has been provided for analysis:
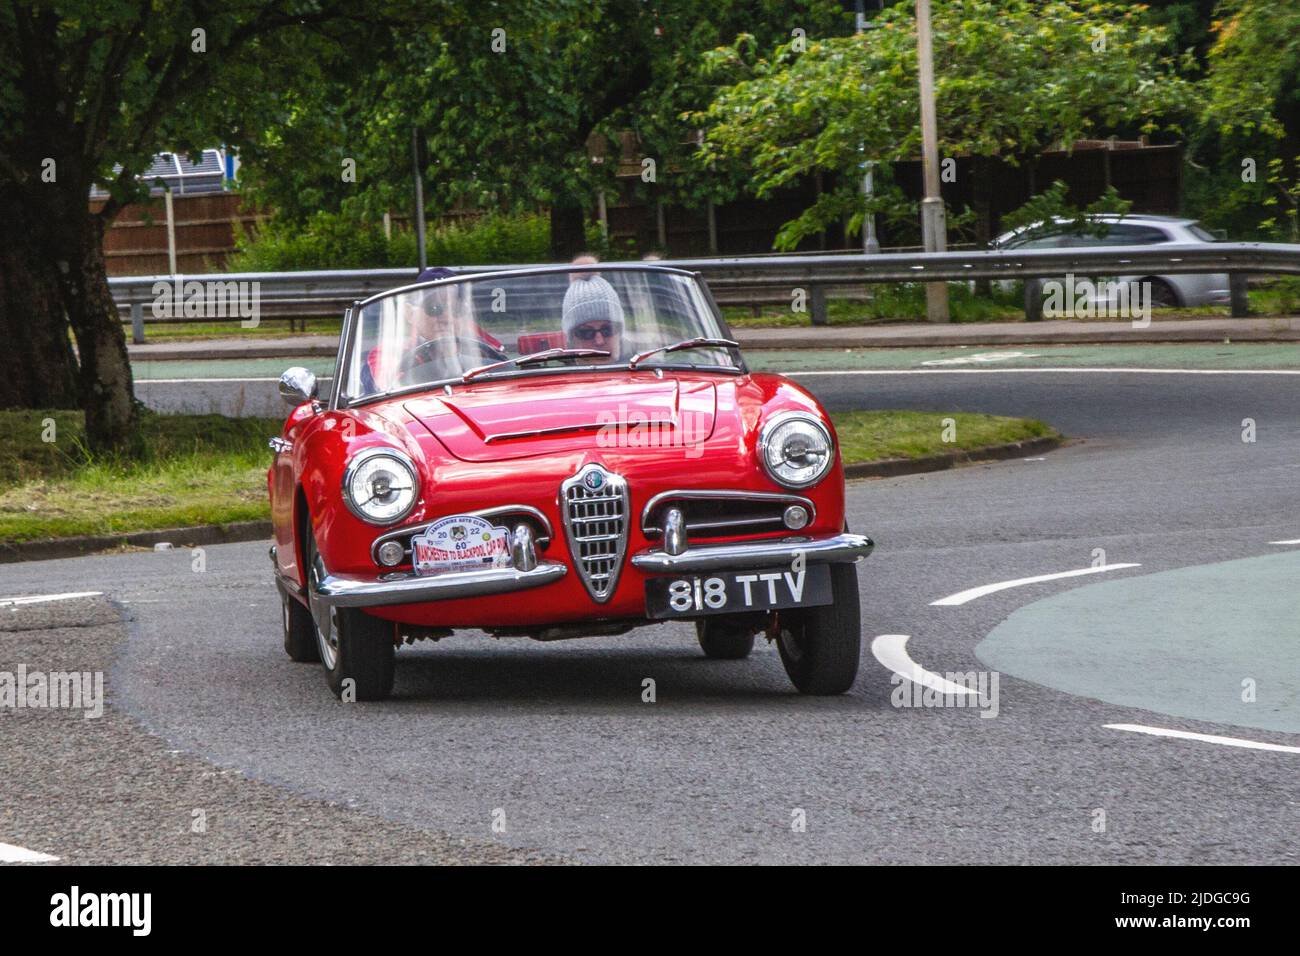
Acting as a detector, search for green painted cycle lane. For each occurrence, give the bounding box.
[975,550,1300,735]
[747,342,1300,372]
[130,342,1300,380]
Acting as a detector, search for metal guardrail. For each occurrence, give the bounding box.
[111,242,1300,340]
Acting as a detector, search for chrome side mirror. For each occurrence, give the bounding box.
[279,367,318,407]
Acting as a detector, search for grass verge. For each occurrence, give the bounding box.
[1,410,278,543]
[831,410,1057,463]
[124,317,342,342]
[0,408,1057,544]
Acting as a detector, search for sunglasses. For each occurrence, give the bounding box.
[573,323,616,341]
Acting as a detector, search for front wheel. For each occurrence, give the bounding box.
[776,562,861,695]
[305,528,395,700]
[696,617,757,660]
[281,588,320,662]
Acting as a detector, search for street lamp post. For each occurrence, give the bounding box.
[857,0,880,255]
[915,0,949,322]
[412,127,428,271]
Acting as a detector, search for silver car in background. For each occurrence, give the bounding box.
[993,213,1231,316]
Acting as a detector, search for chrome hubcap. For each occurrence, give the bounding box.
[308,547,339,670]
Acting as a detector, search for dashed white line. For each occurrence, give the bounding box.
[930,564,1141,606]
[1268,538,1300,545]
[1105,723,1300,755]
[869,634,981,696]
[0,591,102,608]
[0,842,59,863]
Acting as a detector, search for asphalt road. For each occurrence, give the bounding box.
[3,366,1299,864]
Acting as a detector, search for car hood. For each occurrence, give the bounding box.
[402,373,719,462]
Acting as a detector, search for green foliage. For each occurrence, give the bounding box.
[694,0,1197,249]
[1202,0,1300,140]
[1259,156,1300,242]
[229,212,550,271]
[999,181,1134,239]
[237,2,849,231]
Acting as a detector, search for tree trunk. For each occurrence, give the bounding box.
[549,203,589,261]
[59,215,141,455]
[0,193,80,409]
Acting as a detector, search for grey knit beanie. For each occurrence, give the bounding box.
[561,275,625,336]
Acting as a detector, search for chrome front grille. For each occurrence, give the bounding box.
[560,464,629,603]
[641,490,815,540]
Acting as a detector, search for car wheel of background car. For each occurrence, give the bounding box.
[695,617,757,660]
[776,562,861,695]
[305,527,396,701]
[281,588,320,663]
[1145,278,1180,309]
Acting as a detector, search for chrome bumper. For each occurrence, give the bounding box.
[315,560,567,608]
[630,532,874,573]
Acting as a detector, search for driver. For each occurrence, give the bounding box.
[561,273,625,365]
[362,267,505,392]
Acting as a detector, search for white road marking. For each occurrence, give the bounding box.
[0,842,59,863]
[0,591,102,608]
[920,351,1041,366]
[788,367,1300,377]
[869,634,981,696]
[1268,538,1300,545]
[930,564,1141,606]
[1105,723,1300,755]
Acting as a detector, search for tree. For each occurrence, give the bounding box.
[0,1,418,452]
[1186,0,1300,239]
[236,1,847,259]
[692,0,1198,250]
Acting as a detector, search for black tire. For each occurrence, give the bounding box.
[696,618,757,660]
[305,528,395,701]
[776,562,861,695]
[1145,278,1180,309]
[281,587,320,662]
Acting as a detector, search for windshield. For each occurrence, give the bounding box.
[341,267,740,403]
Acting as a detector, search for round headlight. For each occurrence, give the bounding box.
[343,448,420,525]
[759,414,834,489]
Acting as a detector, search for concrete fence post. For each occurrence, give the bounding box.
[1229,273,1250,317]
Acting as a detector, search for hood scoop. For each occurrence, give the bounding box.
[404,374,717,462]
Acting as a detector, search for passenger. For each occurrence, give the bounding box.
[561,272,625,365]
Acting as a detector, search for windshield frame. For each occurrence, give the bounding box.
[334,264,746,410]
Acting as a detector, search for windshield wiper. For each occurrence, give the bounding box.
[461,347,611,383]
[628,338,739,370]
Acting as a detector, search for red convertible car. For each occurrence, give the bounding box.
[269,265,873,700]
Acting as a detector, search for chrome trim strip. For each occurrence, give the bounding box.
[630,532,874,573]
[640,489,816,534]
[315,561,567,608]
[484,420,671,444]
[369,504,553,564]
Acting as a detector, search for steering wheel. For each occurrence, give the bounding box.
[395,335,508,384]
